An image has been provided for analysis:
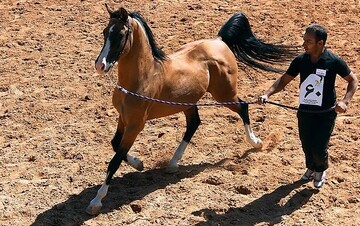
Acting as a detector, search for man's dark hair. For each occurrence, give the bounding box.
[305,24,328,45]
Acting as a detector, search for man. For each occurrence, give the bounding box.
[258,24,358,188]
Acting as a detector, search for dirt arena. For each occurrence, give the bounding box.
[1,0,359,225]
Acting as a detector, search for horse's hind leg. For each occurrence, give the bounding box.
[166,106,201,173]
[212,89,262,148]
[232,97,262,148]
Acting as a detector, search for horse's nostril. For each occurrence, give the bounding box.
[96,62,106,73]
[95,63,105,75]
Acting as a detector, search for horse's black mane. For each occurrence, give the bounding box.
[129,11,167,62]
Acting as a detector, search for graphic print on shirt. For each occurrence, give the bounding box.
[299,69,326,106]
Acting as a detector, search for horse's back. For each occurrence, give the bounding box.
[167,38,238,81]
[170,38,241,102]
[170,38,236,65]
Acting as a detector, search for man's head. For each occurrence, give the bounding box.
[306,24,328,44]
[302,24,327,55]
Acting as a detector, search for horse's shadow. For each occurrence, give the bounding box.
[30,161,220,226]
[193,180,318,226]
[31,152,315,226]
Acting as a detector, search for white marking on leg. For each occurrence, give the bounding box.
[126,153,144,171]
[244,124,262,149]
[166,140,189,173]
[86,180,109,215]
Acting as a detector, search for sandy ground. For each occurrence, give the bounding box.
[1,0,359,225]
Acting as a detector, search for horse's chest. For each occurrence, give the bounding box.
[112,89,126,113]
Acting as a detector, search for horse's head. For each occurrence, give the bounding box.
[95,5,131,75]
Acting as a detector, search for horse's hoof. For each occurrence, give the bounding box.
[128,156,144,171]
[247,137,263,149]
[252,138,263,149]
[254,141,263,149]
[166,165,179,174]
[134,161,144,171]
[86,203,102,215]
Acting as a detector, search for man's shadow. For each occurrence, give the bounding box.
[30,161,222,226]
[193,180,318,226]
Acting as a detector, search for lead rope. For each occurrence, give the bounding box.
[107,72,254,106]
[265,100,336,113]
[106,69,335,113]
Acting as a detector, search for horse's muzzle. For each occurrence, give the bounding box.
[95,58,111,75]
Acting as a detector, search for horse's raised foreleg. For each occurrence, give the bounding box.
[237,98,262,149]
[166,106,201,173]
[111,129,144,171]
[86,123,144,215]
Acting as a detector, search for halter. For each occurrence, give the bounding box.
[110,19,132,66]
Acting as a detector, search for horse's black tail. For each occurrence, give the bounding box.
[218,12,299,73]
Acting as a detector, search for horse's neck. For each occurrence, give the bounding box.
[117,18,156,87]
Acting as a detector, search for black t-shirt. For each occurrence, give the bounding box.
[286,49,351,111]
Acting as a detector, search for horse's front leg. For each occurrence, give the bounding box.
[86,123,144,215]
[166,107,201,173]
[111,128,144,171]
[238,100,262,149]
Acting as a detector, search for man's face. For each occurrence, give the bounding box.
[302,32,323,55]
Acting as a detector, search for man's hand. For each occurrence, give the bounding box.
[335,100,347,113]
[257,94,269,104]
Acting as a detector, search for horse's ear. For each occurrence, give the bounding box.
[105,3,113,15]
[119,7,128,22]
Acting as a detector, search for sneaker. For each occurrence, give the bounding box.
[314,171,326,188]
[301,169,314,181]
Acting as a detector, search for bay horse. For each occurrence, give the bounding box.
[87,5,297,215]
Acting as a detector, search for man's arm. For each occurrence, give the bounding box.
[335,72,358,113]
[258,73,295,104]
